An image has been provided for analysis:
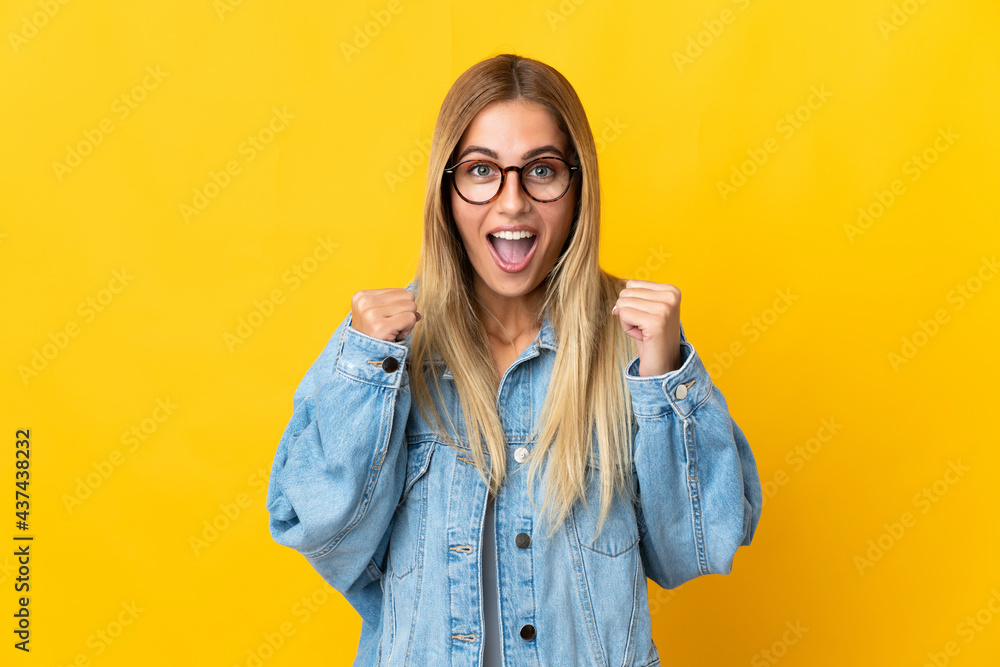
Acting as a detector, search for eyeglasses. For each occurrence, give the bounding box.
[444,156,580,205]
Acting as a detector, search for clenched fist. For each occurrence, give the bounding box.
[350,288,422,343]
[613,279,682,377]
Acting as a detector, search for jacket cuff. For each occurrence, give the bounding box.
[625,340,712,418]
[334,312,410,389]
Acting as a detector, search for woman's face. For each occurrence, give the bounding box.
[450,99,579,307]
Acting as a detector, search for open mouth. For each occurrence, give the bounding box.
[486,231,539,273]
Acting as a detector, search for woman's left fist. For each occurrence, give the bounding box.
[613,279,682,377]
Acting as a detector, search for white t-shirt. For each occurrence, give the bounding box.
[482,495,503,665]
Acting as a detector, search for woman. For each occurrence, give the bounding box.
[267,53,762,666]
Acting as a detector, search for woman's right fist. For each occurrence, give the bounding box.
[350,288,422,343]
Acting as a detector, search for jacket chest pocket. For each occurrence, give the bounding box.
[572,463,640,558]
[388,441,435,579]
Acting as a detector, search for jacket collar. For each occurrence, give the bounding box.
[436,314,556,380]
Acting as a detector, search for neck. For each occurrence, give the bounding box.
[474,278,546,344]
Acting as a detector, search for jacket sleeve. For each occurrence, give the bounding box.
[266,308,412,597]
[627,321,762,590]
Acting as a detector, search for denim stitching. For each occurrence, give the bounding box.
[335,365,406,390]
[391,445,434,580]
[684,417,710,575]
[402,476,428,664]
[620,549,641,667]
[565,510,608,665]
[578,532,640,557]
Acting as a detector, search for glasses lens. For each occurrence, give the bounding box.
[453,160,502,203]
[452,158,573,203]
[521,158,572,201]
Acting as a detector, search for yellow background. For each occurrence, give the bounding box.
[2,0,998,665]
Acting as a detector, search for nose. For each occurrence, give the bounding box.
[496,168,531,214]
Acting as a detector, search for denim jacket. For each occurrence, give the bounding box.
[267,279,763,666]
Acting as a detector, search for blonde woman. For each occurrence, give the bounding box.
[267,53,762,666]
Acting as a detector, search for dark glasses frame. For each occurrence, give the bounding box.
[444,156,581,205]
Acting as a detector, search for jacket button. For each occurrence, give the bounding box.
[381,356,399,373]
[515,532,530,548]
[674,383,688,400]
[519,624,535,640]
[514,447,529,463]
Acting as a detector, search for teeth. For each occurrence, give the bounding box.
[490,230,536,240]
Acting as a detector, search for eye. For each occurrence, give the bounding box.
[465,161,498,179]
[530,164,554,178]
[525,159,561,181]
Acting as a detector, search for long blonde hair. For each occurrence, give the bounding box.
[408,53,638,542]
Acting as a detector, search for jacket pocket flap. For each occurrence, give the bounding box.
[402,441,434,499]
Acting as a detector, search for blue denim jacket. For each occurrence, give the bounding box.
[267,280,762,666]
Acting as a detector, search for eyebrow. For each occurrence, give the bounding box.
[457,144,566,162]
